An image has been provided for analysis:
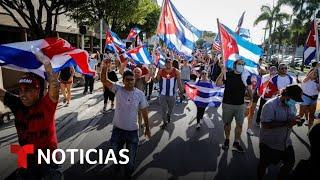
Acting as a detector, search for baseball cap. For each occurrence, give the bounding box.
[18,74,40,89]
[286,85,303,102]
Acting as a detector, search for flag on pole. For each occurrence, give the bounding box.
[303,19,318,65]
[105,30,126,53]
[127,45,152,65]
[154,46,166,66]
[105,30,128,63]
[185,81,224,108]
[0,38,95,78]
[157,0,201,56]
[218,22,263,74]
[212,34,221,52]
[235,11,246,34]
[126,27,141,41]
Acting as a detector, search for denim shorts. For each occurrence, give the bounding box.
[301,94,317,106]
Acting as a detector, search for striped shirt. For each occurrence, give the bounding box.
[159,68,178,96]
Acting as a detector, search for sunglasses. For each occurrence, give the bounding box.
[280,67,287,70]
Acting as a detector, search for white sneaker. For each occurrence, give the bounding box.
[196,123,201,129]
[247,128,254,136]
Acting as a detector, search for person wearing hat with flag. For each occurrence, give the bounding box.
[257,84,304,180]
[0,49,61,179]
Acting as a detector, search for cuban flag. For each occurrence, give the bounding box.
[154,46,166,66]
[303,20,318,65]
[218,22,263,74]
[105,30,126,53]
[105,30,128,63]
[127,45,152,65]
[157,0,202,56]
[258,80,278,98]
[185,81,224,108]
[127,27,141,41]
[0,38,95,78]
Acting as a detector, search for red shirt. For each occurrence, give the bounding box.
[4,93,58,151]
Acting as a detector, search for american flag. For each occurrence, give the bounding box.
[212,34,221,52]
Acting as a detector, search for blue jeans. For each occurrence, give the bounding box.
[111,127,138,176]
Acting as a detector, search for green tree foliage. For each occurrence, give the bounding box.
[196,38,205,48]
[68,0,160,38]
[202,31,216,39]
[0,0,82,39]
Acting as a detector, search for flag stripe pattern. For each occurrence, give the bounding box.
[0,38,95,78]
[185,81,224,108]
[105,30,126,53]
[126,27,141,41]
[219,23,263,74]
[212,34,221,52]
[303,20,317,65]
[154,47,166,66]
[127,45,152,65]
[157,0,201,56]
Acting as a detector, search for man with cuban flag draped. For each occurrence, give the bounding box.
[0,48,62,179]
[155,57,184,129]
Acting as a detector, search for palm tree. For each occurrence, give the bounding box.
[279,0,320,67]
[254,4,282,60]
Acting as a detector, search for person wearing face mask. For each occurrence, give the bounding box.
[257,85,304,180]
[216,58,253,153]
[256,64,296,125]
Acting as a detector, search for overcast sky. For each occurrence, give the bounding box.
[156,0,292,44]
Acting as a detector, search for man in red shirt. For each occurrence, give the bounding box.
[0,49,61,179]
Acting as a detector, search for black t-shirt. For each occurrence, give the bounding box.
[222,71,250,105]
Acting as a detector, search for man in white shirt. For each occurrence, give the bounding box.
[100,58,151,178]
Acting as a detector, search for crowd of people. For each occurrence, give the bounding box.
[0,46,319,180]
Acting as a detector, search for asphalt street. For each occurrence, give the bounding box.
[0,80,311,180]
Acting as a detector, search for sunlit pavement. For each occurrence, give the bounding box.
[0,79,311,180]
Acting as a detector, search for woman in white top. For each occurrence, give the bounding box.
[299,68,320,129]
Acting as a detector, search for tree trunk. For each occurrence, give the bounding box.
[278,32,282,53]
[267,21,273,61]
[291,32,300,68]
